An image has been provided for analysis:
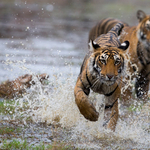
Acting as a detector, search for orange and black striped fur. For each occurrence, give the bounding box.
[89,10,150,101]
[74,23,129,131]
[89,18,128,42]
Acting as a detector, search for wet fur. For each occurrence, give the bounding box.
[89,10,150,101]
[74,23,129,131]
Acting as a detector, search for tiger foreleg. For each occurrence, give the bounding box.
[107,100,119,131]
[74,79,99,121]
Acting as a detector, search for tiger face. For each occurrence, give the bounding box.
[137,10,150,48]
[88,41,129,87]
[95,49,123,85]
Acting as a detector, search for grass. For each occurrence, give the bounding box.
[0,99,33,122]
[1,139,80,150]
[0,100,16,116]
[0,99,81,150]
[128,103,143,112]
[1,139,44,150]
[0,126,21,135]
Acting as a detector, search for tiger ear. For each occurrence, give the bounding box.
[137,10,146,22]
[89,40,100,52]
[118,41,129,50]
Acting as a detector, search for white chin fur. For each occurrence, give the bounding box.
[88,56,95,73]
[102,80,115,86]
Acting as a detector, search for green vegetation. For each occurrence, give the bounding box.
[0,100,30,118]
[128,104,143,112]
[0,100,15,115]
[1,139,44,150]
[1,139,80,150]
[0,126,21,136]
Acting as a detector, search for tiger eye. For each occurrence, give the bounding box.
[115,58,121,65]
[100,59,106,65]
[140,32,146,40]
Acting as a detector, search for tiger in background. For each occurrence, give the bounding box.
[89,10,150,102]
[89,18,128,42]
[74,23,130,131]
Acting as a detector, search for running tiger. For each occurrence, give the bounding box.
[74,23,129,131]
[89,10,150,101]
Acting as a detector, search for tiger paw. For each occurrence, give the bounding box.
[78,101,99,121]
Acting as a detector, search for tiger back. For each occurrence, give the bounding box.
[74,23,129,131]
[88,18,128,42]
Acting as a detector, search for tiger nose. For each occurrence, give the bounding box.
[107,74,114,80]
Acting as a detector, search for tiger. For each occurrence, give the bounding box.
[88,10,150,102]
[74,23,130,131]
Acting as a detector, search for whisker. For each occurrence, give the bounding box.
[92,78,100,91]
[91,78,99,88]
[117,77,126,86]
[93,82,99,92]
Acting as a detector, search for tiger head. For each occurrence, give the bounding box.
[87,23,129,86]
[88,41,129,86]
[137,10,150,48]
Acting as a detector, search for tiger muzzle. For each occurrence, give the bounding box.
[107,74,114,80]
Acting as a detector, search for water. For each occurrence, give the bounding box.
[0,25,150,150]
[0,37,84,82]
[0,1,150,149]
[1,36,150,148]
[10,73,150,149]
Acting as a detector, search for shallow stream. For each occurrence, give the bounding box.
[0,1,150,149]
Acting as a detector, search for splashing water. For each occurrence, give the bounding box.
[1,38,150,149]
[9,71,150,149]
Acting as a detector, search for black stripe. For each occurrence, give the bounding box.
[105,98,118,109]
[109,23,123,37]
[146,61,150,65]
[104,85,118,97]
[137,48,145,66]
[93,56,96,66]
[80,77,86,89]
[86,69,92,87]
[137,42,147,66]
[117,23,123,36]
[107,22,117,34]
[145,48,150,64]
[80,63,84,74]
[103,112,116,127]
[109,31,117,37]
[93,66,99,73]
[93,57,100,73]
[75,88,89,96]
[145,72,150,78]
[75,89,83,96]
[146,47,150,53]
[101,19,113,34]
